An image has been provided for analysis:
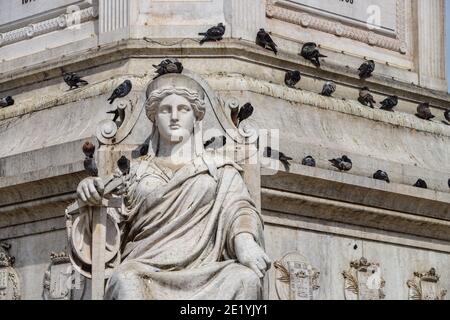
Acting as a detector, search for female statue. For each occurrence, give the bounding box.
[73,74,270,300]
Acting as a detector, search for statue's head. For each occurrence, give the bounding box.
[145,74,206,146]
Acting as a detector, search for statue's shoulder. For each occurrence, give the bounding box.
[202,151,243,172]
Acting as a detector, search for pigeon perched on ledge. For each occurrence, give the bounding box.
[108,80,132,105]
[64,72,88,90]
[256,29,278,55]
[204,136,227,150]
[117,156,131,175]
[415,102,435,120]
[321,81,336,97]
[264,147,293,170]
[199,23,225,44]
[373,170,390,183]
[284,70,301,88]
[358,60,375,79]
[329,155,352,172]
[358,87,376,108]
[0,96,14,108]
[300,42,327,68]
[153,59,183,79]
[380,95,398,112]
[235,102,254,127]
[302,156,316,167]
[413,179,428,189]
[82,141,98,177]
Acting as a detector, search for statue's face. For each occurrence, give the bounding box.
[156,93,196,144]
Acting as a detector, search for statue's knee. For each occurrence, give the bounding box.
[110,264,141,285]
[239,267,262,288]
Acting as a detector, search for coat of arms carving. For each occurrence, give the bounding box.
[342,257,385,300]
[0,242,21,300]
[274,252,320,300]
[407,268,447,300]
[43,252,86,300]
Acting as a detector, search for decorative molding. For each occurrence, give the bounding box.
[0,242,21,300]
[274,252,320,300]
[407,268,447,300]
[342,257,385,300]
[0,7,98,48]
[266,0,408,54]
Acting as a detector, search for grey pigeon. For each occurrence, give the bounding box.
[153,59,183,79]
[108,80,132,104]
[82,141,95,158]
[358,60,375,79]
[329,155,352,171]
[444,109,450,123]
[302,156,316,167]
[256,29,278,55]
[82,141,97,177]
[117,156,130,175]
[413,179,427,189]
[64,72,88,90]
[380,95,398,112]
[204,136,227,150]
[0,96,14,108]
[264,147,293,170]
[415,102,435,120]
[199,23,225,44]
[358,87,376,108]
[373,170,390,183]
[285,70,301,88]
[300,42,327,68]
[237,102,254,125]
[321,81,336,97]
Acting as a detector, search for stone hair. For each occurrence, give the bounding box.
[145,87,206,122]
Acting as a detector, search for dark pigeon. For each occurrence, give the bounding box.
[300,42,327,68]
[199,23,225,44]
[153,59,183,79]
[380,95,398,112]
[237,102,254,125]
[82,141,97,176]
[108,80,132,105]
[64,72,88,90]
[329,155,352,172]
[415,102,435,120]
[413,179,428,189]
[302,156,316,167]
[448,178,450,189]
[358,60,375,79]
[373,170,390,183]
[256,29,278,55]
[0,96,14,108]
[117,156,131,175]
[321,81,336,97]
[358,87,376,108]
[204,136,227,150]
[82,141,96,158]
[264,147,293,170]
[285,70,301,88]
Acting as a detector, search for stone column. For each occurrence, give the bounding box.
[225,0,266,42]
[416,0,447,91]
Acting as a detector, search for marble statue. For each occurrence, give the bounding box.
[71,74,271,300]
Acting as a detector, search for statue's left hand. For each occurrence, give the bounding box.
[234,233,271,278]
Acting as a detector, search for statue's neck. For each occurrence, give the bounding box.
[157,135,196,167]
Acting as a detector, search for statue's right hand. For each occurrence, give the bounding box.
[76,177,105,206]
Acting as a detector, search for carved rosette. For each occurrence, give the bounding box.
[274,252,320,300]
[43,252,86,300]
[0,243,21,300]
[407,268,447,300]
[342,257,385,300]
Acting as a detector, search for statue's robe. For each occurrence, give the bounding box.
[87,154,264,299]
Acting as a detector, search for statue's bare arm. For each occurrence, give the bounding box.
[234,233,271,278]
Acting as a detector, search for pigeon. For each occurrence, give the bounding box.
[284,70,301,88]
[448,178,450,189]
[82,141,97,176]
[199,23,225,44]
[302,156,316,167]
[413,179,428,189]
[373,170,390,183]
[256,29,278,55]
[107,80,132,105]
[264,147,293,170]
[358,87,376,108]
[63,72,88,90]
[380,95,398,112]
[204,136,227,149]
[321,81,336,97]
[0,96,14,108]
[82,141,95,158]
[300,42,327,68]
[358,60,375,79]
[237,102,254,125]
[415,102,435,120]
[329,155,352,171]
[153,59,183,79]
[117,156,131,176]
[444,109,450,124]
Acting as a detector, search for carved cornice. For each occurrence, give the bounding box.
[0,7,97,48]
[266,0,408,54]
